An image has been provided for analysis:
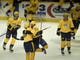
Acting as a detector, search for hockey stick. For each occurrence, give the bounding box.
[0,33,6,37]
[34,26,51,38]
[0,27,17,37]
[17,26,51,41]
[42,26,51,31]
[0,32,20,40]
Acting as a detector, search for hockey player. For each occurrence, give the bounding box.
[57,13,74,55]
[70,6,80,39]
[3,0,22,16]
[30,21,48,54]
[56,0,74,12]
[57,0,64,11]
[21,21,38,60]
[3,11,22,52]
[26,14,33,24]
[23,22,35,60]
[24,0,39,18]
[67,0,74,11]
[22,21,48,60]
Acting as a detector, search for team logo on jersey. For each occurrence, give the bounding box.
[64,24,69,28]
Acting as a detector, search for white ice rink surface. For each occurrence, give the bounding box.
[0,20,80,60]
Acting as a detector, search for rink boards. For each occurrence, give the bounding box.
[0,2,78,22]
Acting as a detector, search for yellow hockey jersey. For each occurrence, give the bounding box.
[7,17,22,29]
[31,25,39,37]
[24,27,33,42]
[58,18,74,33]
[24,25,39,42]
[25,0,39,13]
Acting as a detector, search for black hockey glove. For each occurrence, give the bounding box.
[71,32,75,36]
[56,28,61,36]
[7,25,12,30]
[37,30,43,35]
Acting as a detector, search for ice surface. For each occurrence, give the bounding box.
[0,20,80,60]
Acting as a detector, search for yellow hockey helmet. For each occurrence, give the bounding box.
[24,23,29,29]
[33,26,39,31]
[30,21,36,25]
[63,13,68,17]
[14,11,19,15]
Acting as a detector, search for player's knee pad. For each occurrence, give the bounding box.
[43,44,48,49]
[67,41,71,47]
[30,52,35,60]
[10,38,16,45]
[61,41,65,48]
[26,52,30,60]
[4,38,9,43]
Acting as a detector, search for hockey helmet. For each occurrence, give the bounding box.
[30,21,36,25]
[14,11,19,15]
[24,23,29,29]
[63,13,68,17]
